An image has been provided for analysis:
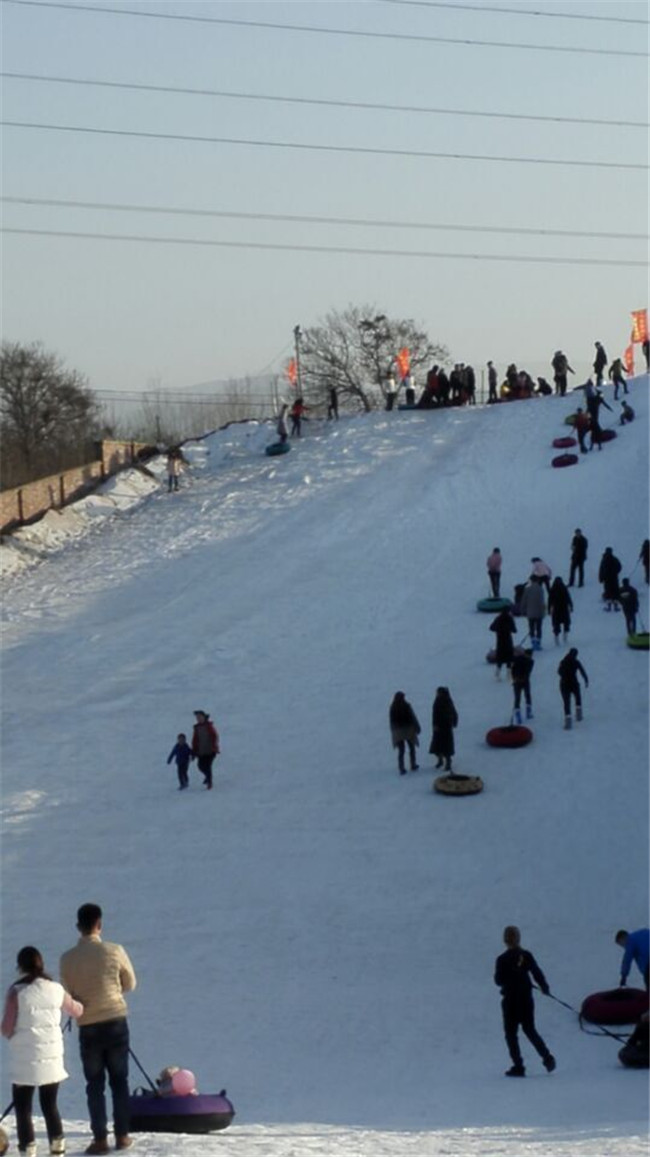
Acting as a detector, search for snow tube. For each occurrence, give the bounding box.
[433,773,483,796]
[599,428,617,443]
[477,597,513,613]
[627,632,650,650]
[265,441,290,456]
[486,646,525,665]
[553,436,577,449]
[552,453,579,468]
[129,1090,235,1134]
[486,725,533,748]
[580,988,649,1027]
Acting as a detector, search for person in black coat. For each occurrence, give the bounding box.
[619,579,639,636]
[548,576,573,645]
[494,925,555,1077]
[511,649,534,723]
[558,647,589,728]
[588,390,613,450]
[568,528,588,588]
[429,687,458,772]
[593,340,608,386]
[598,546,622,609]
[641,539,650,586]
[389,692,421,776]
[489,607,517,679]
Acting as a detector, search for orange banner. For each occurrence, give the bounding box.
[285,358,297,386]
[623,343,635,375]
[631,308,648,343]
[395,347,410,380]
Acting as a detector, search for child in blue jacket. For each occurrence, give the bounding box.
[167,733,193,790]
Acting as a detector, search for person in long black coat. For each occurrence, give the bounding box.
[568,528,588,588]
[598,546,622,609]
[548,577,573,645]
[494,925,555,1078]
[389,691,421,776]
[429,687,458,772]
[489,608,517,678]
[558,647,589,728]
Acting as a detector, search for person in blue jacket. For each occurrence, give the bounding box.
[616,928,650,990]
[167,732,193,790]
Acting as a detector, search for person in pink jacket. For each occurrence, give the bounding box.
[486,548,502,597]
[2,945,83,1157]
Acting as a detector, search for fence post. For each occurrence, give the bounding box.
[59,475,65,508]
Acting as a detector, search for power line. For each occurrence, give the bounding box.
[3,71,646,131]
[4,122,647,171]
[382,0,649,25]
[4,0,647,58]
[3,195,647,243]
[3,227,647,268]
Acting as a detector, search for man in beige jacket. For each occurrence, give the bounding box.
[60,904,136,1155]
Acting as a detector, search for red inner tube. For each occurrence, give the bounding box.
[486,725,533,748]
[553,436,577,449]
[552,453,579,468]
[581,988,649,1026]
[600,428,617,442]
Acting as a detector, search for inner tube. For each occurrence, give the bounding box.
[265,442,290,457]
[433,773,483,796]
[477,597,513,613]
[552,453,579,468]
[627,632,650,650]
[486,725,533,748]
[553,436,577,449]
[580,988,649,1027]
[129,1091,235,1134]
[599,428,617,442]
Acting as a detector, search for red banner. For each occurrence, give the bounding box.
[631,309,648,343]
[395,347,410,380]
[623,343,635,375]
[285,358,297,386]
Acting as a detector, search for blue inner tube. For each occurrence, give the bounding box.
[477,597,512,613]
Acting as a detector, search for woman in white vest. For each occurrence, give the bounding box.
[1,946,83,1157]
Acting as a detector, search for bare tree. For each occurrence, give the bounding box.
[0,342,101,487]
[300,305,448,412]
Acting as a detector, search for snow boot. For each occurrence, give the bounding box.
[435,757,444,769]
[526,705,534,720]
[543,1055,556,1073]
[410,764,419,772]
[50,1140,65,1156]
[505,1065,526,1077]
[19,1146,38,1157]
[564,715,572,730]
[514,709,522,725]
[576,705,583,722]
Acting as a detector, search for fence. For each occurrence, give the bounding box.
[0,440,155,533]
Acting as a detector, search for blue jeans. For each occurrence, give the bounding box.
[79,1017,130,1140]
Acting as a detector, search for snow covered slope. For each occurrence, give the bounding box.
[1,380,648,1156]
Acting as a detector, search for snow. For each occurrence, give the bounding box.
[1,380,648,1156]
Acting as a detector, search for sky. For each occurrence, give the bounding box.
[1,0,649,401]
[1,377,648,1155]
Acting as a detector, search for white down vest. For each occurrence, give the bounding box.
[8,979,68,1086]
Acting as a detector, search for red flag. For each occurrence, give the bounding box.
[631,309,648,343]
[285,358,297,386]
[623,343,635,375]
[395,347,410,380]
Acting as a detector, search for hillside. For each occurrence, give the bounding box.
[1,381,648,1156]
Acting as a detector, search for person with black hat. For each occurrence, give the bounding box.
[191,711,220,790]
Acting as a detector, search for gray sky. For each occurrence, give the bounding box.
[1,0,648,394]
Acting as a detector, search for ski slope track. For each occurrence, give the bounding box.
[1,380,649,1156]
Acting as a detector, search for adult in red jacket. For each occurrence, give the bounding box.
[192,711,219,790]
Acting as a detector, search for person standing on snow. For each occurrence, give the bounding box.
[548,576,573,645]
[276,404,289,444]
[520,575,546,650]
[588,390,613,450]
[495,926,555,1078]
[486,547,502,597]
[511,648,534,723]
[487,361,499,403]
[530,557,552,594]
[618,579,639,636]
[573,407,590,455]
[568,529,588,588]
[389,691,421,776]
[593,341,608,387]
[166,732,193,790]
[558,647,589,729]
[327,386,339,420]
[191,711,219,790]
[489,606,517,679]
[608,357,628,400]
[615,928,650,990]
[551,350,574,397]
[641,539,649,585]
[598,546,622,610]
[429,687,458,773]
[2,945,83,1157]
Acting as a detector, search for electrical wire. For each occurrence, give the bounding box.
[3,227,647,267]
[4,121,647,171]
[381,0,649,26]
[3,196,647,243]
[3,72,645,131]
[4,0,647,59]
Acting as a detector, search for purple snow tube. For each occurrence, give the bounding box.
[129,1091,235,1134]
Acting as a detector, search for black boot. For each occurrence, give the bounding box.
[505,1065,526,1077]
